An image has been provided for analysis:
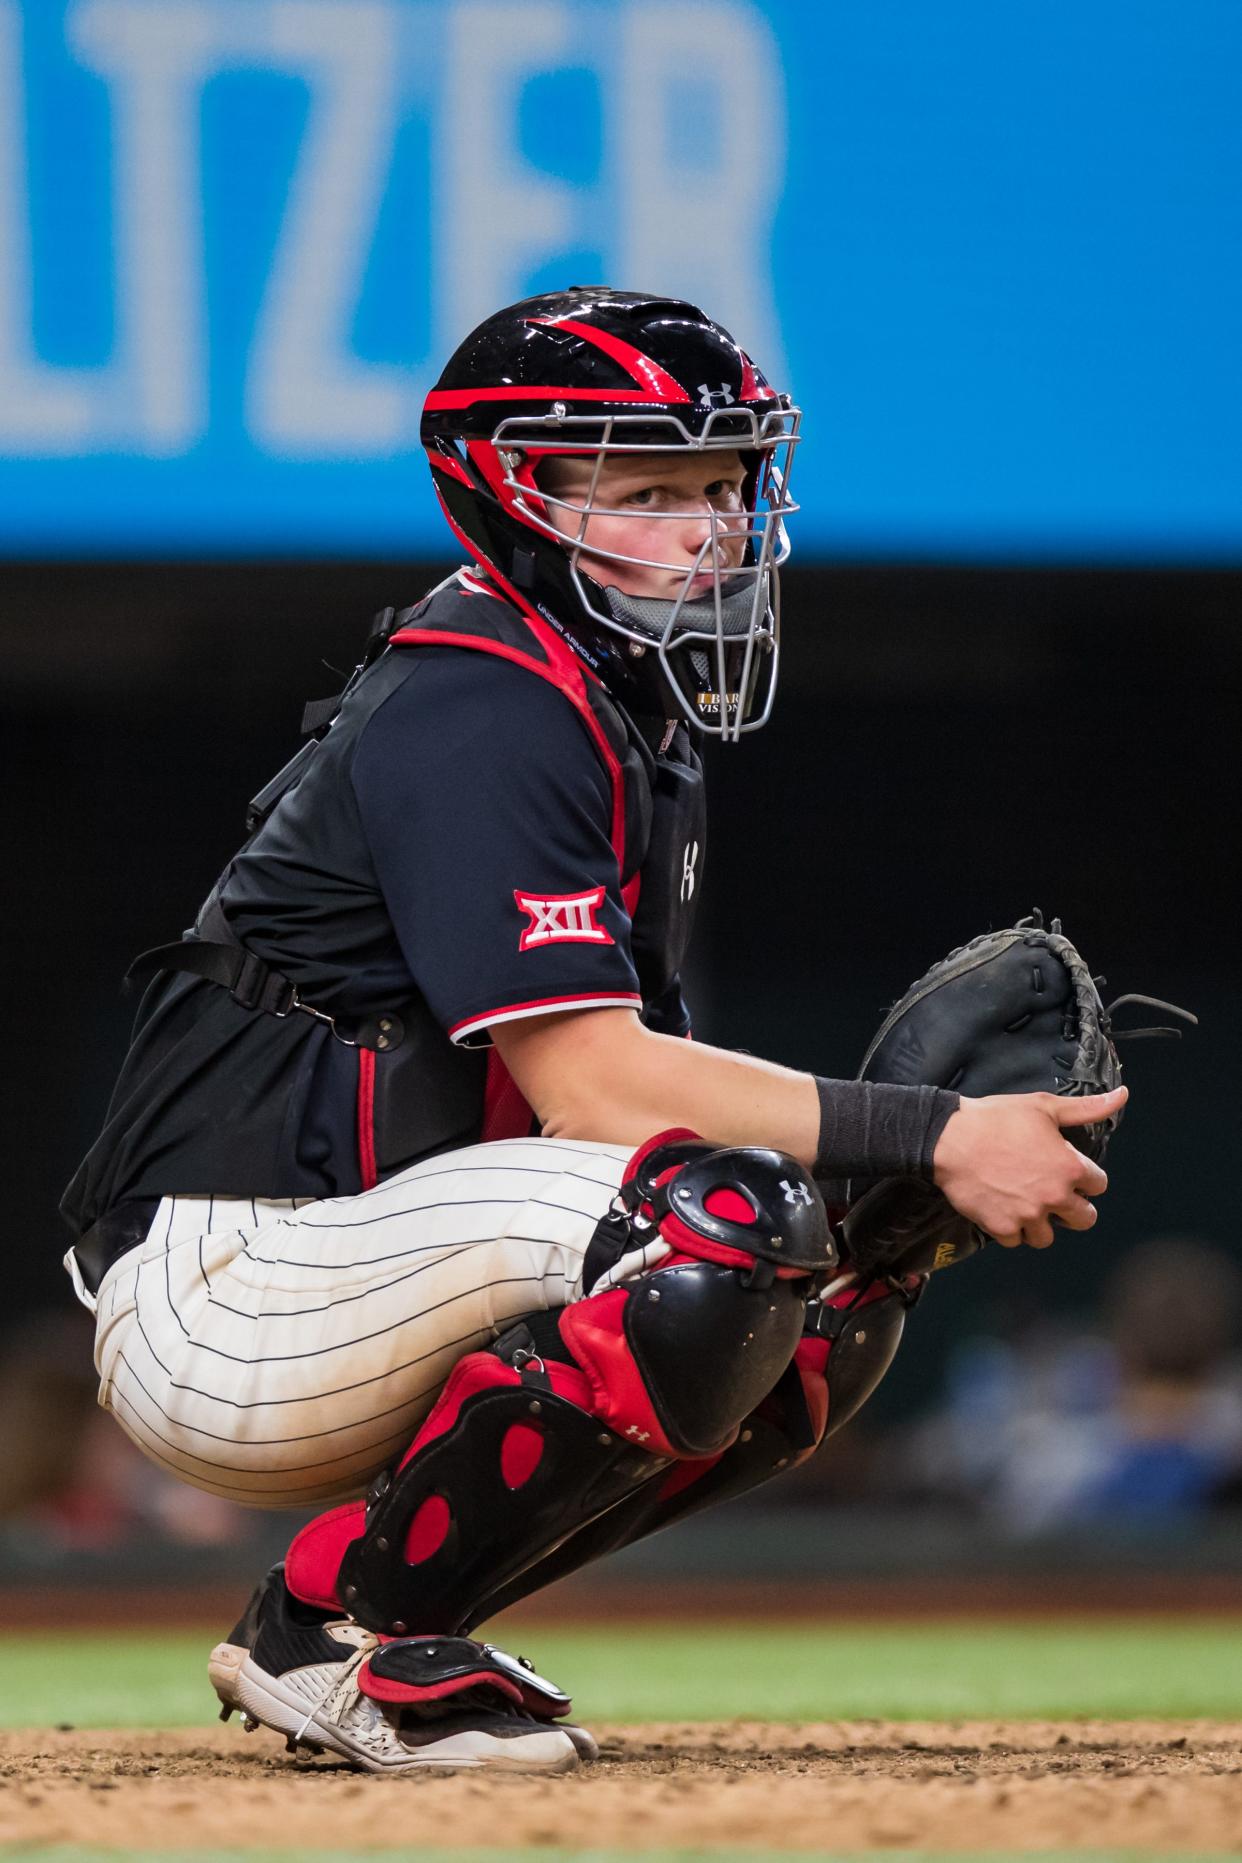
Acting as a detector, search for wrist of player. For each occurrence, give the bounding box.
[811,1076,960,1183]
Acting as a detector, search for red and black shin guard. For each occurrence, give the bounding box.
[464,1269,924,1623]
[284,1131,836,1668]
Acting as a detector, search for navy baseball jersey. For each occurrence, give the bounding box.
[63,575,705,1235]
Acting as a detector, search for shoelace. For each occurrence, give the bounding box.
[291,1639,377,1747]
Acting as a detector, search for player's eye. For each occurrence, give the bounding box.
[622,486,657,506]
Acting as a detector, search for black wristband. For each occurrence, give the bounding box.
[812,1077,960,1182]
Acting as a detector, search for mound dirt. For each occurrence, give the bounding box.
[2,1719,1241,1851]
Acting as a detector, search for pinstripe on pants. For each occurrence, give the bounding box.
[90,1137,633,1509]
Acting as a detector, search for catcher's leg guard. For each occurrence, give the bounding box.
[469,1271,922,1621]
[285,1131,835,1640]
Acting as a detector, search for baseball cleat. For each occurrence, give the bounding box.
[209,1564,581,1774]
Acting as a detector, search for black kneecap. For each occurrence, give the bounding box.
[622,1261,806,1457]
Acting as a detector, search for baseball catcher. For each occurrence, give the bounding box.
[60,288,1189,1774]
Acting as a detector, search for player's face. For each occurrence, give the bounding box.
[540,449,749,600]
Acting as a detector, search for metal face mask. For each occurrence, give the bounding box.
[495,407,798,741]
[420,287,801,740]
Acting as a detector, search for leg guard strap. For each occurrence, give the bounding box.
[356,1636,570,1720]
[804,1273,920,1439]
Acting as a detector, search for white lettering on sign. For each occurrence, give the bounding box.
[0,0,112,450]
[0,0,787,464]
[246,1,411,455]
[435,2,578,364]
[69,0,216,453]
[612,1,788,392]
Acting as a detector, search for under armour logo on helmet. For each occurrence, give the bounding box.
[697,382,736,408]
[781,1179,814,1208]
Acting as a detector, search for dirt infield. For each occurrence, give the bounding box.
[3,1720,1241,1851]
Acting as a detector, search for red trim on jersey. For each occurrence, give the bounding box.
[356,1049,377,1191]
[451,991,643,1044]
[621,872,641,919]
[390,538,645,1079]
[526,317,692,402]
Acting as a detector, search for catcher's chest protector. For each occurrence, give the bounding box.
[70,584,707,1224]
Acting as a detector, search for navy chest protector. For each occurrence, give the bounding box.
[127,592,706,1189]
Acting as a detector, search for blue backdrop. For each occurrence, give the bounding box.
[1,0,1239,560]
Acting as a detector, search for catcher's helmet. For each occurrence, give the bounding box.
[420,287,800,739]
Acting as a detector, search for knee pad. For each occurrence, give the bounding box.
[562,1131,837,1457]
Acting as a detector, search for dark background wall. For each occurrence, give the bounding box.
[4,561,1238,1410]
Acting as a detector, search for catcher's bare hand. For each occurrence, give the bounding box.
[931,1085,1127,1249]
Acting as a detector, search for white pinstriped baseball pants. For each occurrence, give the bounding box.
[84,1137,634,1510]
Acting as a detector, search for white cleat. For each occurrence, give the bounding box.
[209,1567,581,1775]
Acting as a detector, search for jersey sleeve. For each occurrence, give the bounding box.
[350,646,643,1045]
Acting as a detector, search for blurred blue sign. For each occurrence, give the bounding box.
[1,0,1239,560]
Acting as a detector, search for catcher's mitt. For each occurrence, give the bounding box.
[838,911,1195,1282]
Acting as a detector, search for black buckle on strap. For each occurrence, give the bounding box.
[491,1322,554,1390]
[802,1296,857,1343]
[229,950,297,1019]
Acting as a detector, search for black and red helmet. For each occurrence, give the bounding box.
[420,286,800,739]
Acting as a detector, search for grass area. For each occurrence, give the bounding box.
[4,1616,1241,1729]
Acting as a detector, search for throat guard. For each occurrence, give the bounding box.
[603,581,768,732]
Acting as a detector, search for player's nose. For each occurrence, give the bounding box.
[673,501,720,560]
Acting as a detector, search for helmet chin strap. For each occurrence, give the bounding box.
[602,578,758,642]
